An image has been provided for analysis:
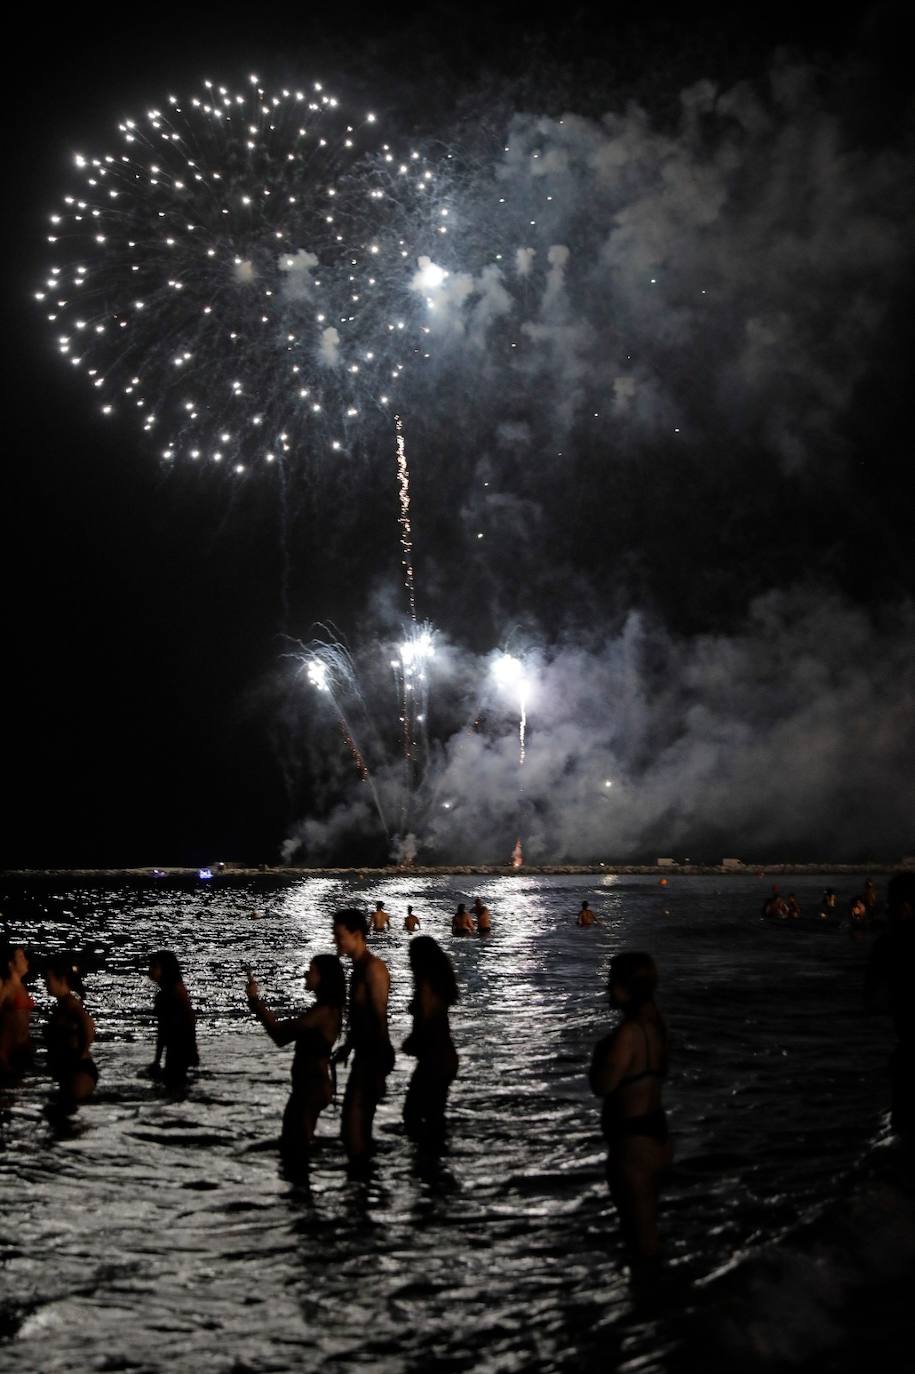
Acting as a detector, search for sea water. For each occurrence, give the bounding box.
[0,874,894,1372]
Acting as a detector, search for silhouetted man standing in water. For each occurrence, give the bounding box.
[866,871,915,1148]
[332,909,394,1170]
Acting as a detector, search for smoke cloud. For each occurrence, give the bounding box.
[280,51,914,865]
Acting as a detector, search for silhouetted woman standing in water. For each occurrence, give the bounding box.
[589,952,672,1281]
[148,950,199,1087]
[402,936,459,1146]
[246,955,346,1161]
[44,955,98,1113]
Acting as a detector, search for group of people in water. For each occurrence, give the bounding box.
[3,872,912,1286]
[761,877,882,922]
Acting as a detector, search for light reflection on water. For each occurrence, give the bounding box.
[0,874,890,1371]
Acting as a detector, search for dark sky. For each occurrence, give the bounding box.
[4,1,912,867]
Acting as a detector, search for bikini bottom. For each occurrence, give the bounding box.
[605,1108,669,1145]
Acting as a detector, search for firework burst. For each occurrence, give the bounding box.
[39,76,453,475]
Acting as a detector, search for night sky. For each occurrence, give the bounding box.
[5,1,913,868]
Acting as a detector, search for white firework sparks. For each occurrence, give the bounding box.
[493,651,529,767]
[39,76,452,473]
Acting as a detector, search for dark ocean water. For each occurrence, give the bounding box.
[0,874,902,1372]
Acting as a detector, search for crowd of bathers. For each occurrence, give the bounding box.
[3,872,913,1290]
[761,877,882,923]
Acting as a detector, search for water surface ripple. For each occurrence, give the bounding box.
[0,874,889,1372]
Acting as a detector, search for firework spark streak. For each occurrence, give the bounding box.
[39,76,451,473]
[394,414,417,623]
[493,652,529,769]
[298,640,389,835]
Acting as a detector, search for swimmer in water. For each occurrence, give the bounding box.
[850,896,867,923]
[473,898,492,935]
[589,952,672,1282]
[371,901,391,934]
[0,941,35,1076]
[332,909,394,1170]
[404,905,421,933]
[820,888,838,918]
[785,893,801,919]
[577,901,596,928]
[402,937,459,1147]
[44,955,98,1113]
[451,904,474,937]
[246,955,345,1161]
[148,950,199,1087]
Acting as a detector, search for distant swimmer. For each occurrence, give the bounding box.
[246,954,345,1160]
[44,955,98,1113]
[589,952,672,1285]
[785,893,801,919]
[0,941,35,1076]
[452,904,474,937]
[404,905,421,933]
[849,895,867,923]
[148,950,199,1087]
[473,897,492,934]
[762,887,788,920]
[402,936,459,1146]
[371,901,391,933]
[820,888,838,918]
[577,901,596,928]
[332,909,394,1170]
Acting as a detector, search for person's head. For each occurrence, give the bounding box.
[887,871,915,923]
[608,952,658,1014]
[473,897,482,910]
[409,936,458,1007]
[305,954,347,1007]
[581,900,589,910]
[148,950,182,988]
[375,901,385,911]
[407,905,413,915]
[456,903,466,915]
[333,908,369,957]
[0,942,28,983]
[44,954,86,1001]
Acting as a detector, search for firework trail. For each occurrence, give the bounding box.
[38,76,453,474]
[394,413,417,623]
[299,639,389,835]
[493,652,529,768]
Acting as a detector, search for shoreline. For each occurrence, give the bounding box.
[1,862,907,882]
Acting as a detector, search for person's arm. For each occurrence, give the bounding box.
[152,994,165,1071]
[365,958,391,1038]
[588,1026,632,1097]
[83,1007,96,1053]
[245,977,303,1047]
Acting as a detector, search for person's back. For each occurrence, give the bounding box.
[371,902,391,933]
[402,937,459,1143]
[452,904,473,936]
[474,899,492,934]
[578,902,595,927]
[149,951,198,1083]
[404,905,421,933]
